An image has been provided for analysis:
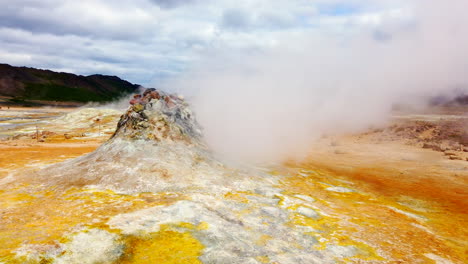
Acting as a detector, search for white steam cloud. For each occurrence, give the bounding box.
[162,0,468,162]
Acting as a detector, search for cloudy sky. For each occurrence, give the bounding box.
[0,0,418,85]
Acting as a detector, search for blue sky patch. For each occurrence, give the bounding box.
[318,3,362,16]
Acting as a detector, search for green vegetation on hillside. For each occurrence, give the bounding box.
[0,63,140,103]
[23,83,108,102]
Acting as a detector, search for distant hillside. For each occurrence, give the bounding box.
[430,92,468,106]
[0,63,140,102]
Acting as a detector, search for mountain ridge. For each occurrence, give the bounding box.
[0,63,140,103]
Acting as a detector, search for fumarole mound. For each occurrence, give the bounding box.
[30,88,264,193]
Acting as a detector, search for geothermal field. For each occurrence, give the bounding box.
[0,89,466,264]
[1,0,468,263]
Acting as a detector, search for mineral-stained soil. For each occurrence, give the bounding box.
[0,103,466,264]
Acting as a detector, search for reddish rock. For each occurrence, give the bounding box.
[140,96,150,104]
[149,91,160,100]
[164,96,176,108]
[143,88,156,96]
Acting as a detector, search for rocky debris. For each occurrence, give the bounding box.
[62,132,87,140]
[365,117,468,161]
[27,130,56,142]
[10,134,30,140]
[9,130,56,141]
[423,142,444,152]
[1,108,120,142]
[379,119,468,148]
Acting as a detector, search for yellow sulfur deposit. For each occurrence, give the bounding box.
[120,225,204,264]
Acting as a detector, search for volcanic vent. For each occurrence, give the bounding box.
[30,88,253,193]
[111,88,203,143]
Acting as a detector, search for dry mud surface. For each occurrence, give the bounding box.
[0,106,466,264]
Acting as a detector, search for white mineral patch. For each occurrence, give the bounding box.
[0,174,15,185]
[326,186,355,193]
[247,195,281,205]
[272,253,333,264]
[411,223,433,234]
[335,178,355,185]
[54,229,123,264]
[278,194,309,209]
[261,206,285,218]
[424,253,454,264]
[109,194,334,263]
[295,225,319,233]
[298,172,310,177]
[52,108,120,128]
[254,187,282,198]
[297,206,320,219]
[294,194,316,202]
[327,245,358,258]
[14,244,62,263]
[386,206,427,221]
[299,169,318,175]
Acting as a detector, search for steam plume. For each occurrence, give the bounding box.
[161,0,468,162]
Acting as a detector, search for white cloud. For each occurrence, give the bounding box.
[0,0,444,87]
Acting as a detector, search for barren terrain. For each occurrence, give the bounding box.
[0,105,466,263]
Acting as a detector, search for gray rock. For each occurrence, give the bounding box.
[297,206,320,219]
[261,206,284,218]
